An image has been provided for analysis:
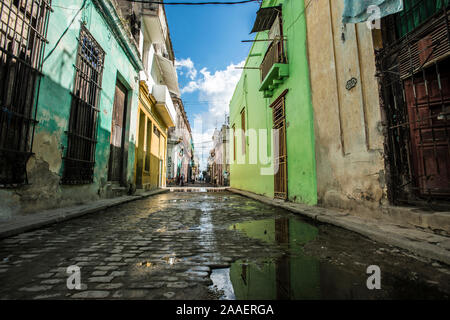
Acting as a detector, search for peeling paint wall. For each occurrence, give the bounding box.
[305,0,387,214]
[0,0,141,217]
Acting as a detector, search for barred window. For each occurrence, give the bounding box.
[0,0,52,186]
[62,26,105,184]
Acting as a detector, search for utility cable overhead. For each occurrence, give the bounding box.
[126,0,259,5]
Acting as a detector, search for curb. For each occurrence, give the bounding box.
[0,189,169,240]
[228,188,450,266]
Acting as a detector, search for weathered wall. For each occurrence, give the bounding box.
[134,83,168,190]
[305,0,386,214]
[230,0,317,204]
[0,0,141,217]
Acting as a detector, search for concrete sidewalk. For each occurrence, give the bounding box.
[229,188,450,266]
[0,189,169,240]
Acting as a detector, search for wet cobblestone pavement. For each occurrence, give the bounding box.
[0,192,449,300]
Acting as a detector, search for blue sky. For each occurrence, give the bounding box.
[164,0,260,169]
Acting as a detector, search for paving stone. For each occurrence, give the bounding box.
[71,291,110,299]
[92,271,108,276]
[33,293,63,300]
[95,266,118,271]
[19,286,53,292]
[163,292,176,299]
[40,279,64,285]
[105,257,122,262]
[129,282,165,289]
[19,254,39,259]
[190,266,211,272]
[88,276,115,283]
[112,290,149,299]
[167,282,189,289]
[95,283,124,290]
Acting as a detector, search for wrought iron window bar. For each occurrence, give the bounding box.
[0,0,52,187]
[62,25,105,185]
[377,3,450,204]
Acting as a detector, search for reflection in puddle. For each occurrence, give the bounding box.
[210,268,236,300]
[211,217,447,300]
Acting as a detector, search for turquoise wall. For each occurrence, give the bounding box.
[229,0,317,204]
[36,0,140,192]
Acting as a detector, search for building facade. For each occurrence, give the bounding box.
[167,96,194,185]
[0,0,143,218]
[117,1,178,190]
[306,0,450,218]
[305,0,386,213]
[210,124,230,186]
[230,0,450,232]
[229,0,317,204]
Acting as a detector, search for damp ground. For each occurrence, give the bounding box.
[0,192,448,300]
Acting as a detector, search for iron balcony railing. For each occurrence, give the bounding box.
[260,38,287,82]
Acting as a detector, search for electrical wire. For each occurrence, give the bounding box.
[44,0,88,63]
[125,0,258,5]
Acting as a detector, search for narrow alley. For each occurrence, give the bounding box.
[1,0,450,306]
[0,191,448,300]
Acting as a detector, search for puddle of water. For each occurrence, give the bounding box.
[210,217,449,300]
[210,268,236,300]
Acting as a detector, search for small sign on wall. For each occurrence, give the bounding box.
[346,77,358,91]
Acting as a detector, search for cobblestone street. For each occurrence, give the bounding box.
[0,192,449,300]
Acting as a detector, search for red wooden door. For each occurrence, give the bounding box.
[404,64,450,197]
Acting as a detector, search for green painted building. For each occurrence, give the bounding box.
[229,0,317,204]
[0,0,143,217]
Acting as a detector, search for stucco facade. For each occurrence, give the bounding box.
[305,0,387,213]
[0,0,142,218]
[167,97,194,185]
[134,82,169,190]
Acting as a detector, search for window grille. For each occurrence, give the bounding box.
[62,26,105,185]
[377,4,450,203]
[0,0,52,186]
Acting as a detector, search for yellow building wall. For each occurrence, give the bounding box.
[134,82,168,190]
[305,0,387,215]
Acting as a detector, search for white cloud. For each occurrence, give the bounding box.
[175,58,197,80]
[179,59,245,170]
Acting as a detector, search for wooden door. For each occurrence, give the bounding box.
[136,111,146,188]
[271,91,288,200]
[108,81,127,182]
[403,62,450,197]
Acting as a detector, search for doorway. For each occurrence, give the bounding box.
[108,81,128,183]
[271,90,288,200]
[136,111,146,188]
[403,61,450,197]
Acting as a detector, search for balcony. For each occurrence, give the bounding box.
[141,3,168,44]
[152,85,176,128]
[259,39,289,98]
